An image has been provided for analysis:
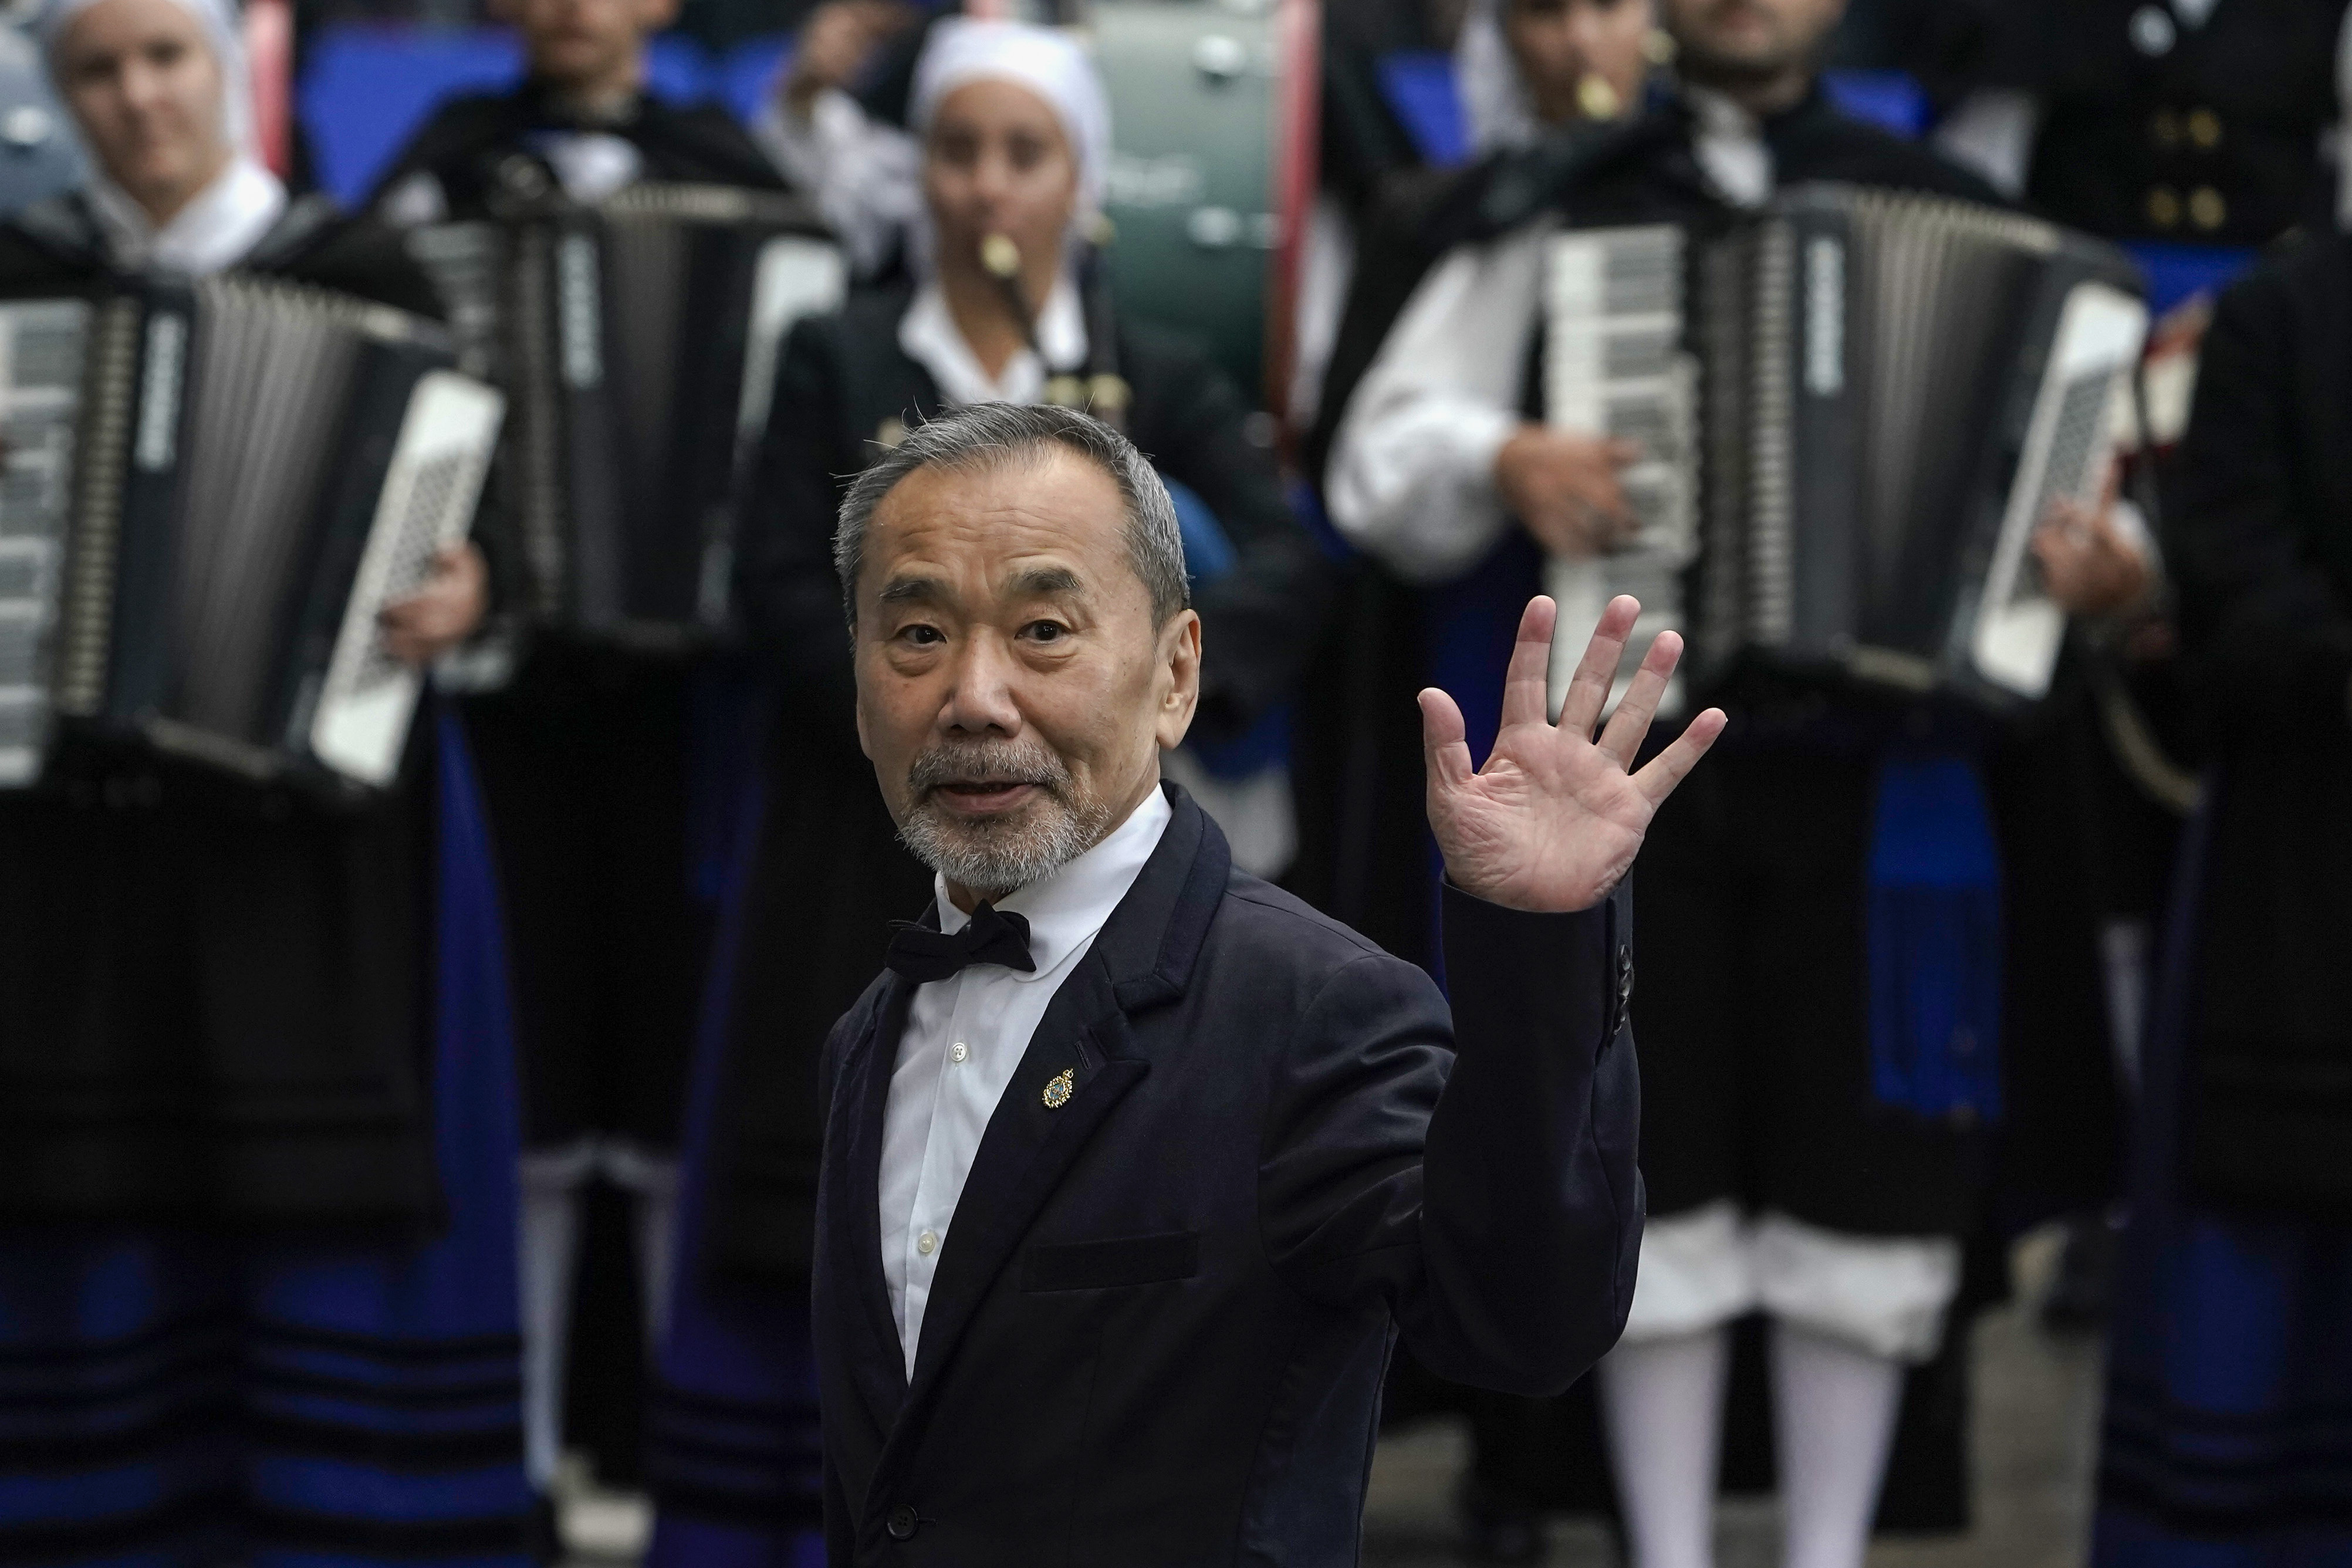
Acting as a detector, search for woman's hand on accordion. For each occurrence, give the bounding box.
[1495,426,1641,559]
[1420,594,1726,914]
[379,544,488,668]
[2034,467,2155,620]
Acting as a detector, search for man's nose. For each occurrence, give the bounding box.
[937,632,1025,736]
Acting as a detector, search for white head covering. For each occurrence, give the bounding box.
[1455,0,1542,155]
[909,18,1111,223]
[37,0,284,273]
[40,0,252,156]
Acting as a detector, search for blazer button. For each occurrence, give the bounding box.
[886,1503,919,1541]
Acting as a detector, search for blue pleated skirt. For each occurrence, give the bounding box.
[2093,789,2352,1567]
[0,714,529,1566]
[645,761,826,1568]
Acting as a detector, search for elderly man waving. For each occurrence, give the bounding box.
[807,401,1723,1564]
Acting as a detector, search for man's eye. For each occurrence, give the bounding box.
[897,623,945,646]
[1022,620,1069,643]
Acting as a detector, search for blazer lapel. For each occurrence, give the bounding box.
[902,960,1148,1398]
[832,974,916,1421]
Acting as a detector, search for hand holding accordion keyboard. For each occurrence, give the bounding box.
[1542,184,2148,715]
[0,276,501,792]
[407,173,847,647]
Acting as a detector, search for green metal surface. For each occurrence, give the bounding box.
[1093,0,1278,403]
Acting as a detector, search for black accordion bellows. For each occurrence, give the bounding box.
[0,276,502,791]
[1542,183,2149,712]
[409,181,845,646]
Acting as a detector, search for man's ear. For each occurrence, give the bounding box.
[1153,608,1201,752]
[637,0,682,35]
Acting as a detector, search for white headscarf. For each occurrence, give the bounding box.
[1455,0,1542,155]
[909,18,1111,224]
[39,0,285,275]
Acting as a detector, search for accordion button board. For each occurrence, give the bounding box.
[0,276,502,793]
[1539,183,2149,715]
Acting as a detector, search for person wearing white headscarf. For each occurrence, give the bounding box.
[36,0,283,273]
[0,2,525,1561]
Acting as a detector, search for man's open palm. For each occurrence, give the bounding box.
[1421,596,1726,913]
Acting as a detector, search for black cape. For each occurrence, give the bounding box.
[2165,231,2352,1216]
[364,79,788,214]
[702,279,1333,1282]
[0,192,455,1228]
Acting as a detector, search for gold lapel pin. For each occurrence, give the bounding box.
[1042,1069,1074,1110]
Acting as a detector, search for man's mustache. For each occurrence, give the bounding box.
[907,739,1072,800]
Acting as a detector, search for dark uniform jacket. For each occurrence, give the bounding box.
[364,77,786,215]
[1918,0,2350,245]
[813,785,1641,1564]
[701,281,1333,1282]
[0,192,451,1226]
[2166,232,2352,1215]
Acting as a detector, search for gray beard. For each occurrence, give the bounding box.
[896,738,1117,900]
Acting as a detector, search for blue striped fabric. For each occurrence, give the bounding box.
[0,712,529,1566]
[644,761,827,1567]
[2094,786,2352,1565]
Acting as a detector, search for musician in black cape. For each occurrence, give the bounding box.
[365,0,807,1511]
[2088,217,2352,1568]
[640,20,1330,1554]
[0,0,529,1557]
[1319,0,2144,1562]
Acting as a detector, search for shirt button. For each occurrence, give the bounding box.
[917,1229,937,1256]
[949,1041,968,1063]
[887,1503,919,1540]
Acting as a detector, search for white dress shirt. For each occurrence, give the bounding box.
[895,272,1088,409]
[878,788,1171,1376]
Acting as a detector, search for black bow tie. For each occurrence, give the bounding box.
[886,902,1036,984]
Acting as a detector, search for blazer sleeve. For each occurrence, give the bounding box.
[1258,881,1641,1396]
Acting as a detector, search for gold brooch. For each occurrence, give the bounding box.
[1042,1069,1074,1110]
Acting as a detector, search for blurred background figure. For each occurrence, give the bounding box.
[0,0,522,1559]
[2089,75,2352,1559]
[365,0,800,1546]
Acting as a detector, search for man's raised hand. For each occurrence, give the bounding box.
[1420,595,1725,913]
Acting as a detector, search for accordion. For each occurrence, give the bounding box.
[409,180,847,647]
[0,276,501,792]
[1542,184,2149,712]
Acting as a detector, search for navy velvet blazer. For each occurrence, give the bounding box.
[811,783,1643,1564]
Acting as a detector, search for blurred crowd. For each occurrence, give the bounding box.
[0,0,2346,1564]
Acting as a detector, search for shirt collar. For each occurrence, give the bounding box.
[898,271,1089,408]
[933,785,1172,982]
[87,155,287,278]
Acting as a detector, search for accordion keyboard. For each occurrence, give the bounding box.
[1540,222,1699,716]
[0,299,89,783]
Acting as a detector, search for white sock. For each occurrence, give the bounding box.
[518,1155,589,1493]
[1596,1327,1731,1568]
[1769,1319,1906,1568]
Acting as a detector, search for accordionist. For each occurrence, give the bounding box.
[0,0,519,1557]
[1322,1,2151,1562]
[364,0,807,1519]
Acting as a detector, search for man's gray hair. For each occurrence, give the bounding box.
[834,402,1192,627]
